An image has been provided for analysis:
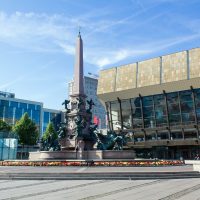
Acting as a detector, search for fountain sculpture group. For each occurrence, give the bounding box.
[29,32,135,160]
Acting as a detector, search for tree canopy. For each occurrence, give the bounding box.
[13,113,39,145]
[0,119,12,132]
[42,122,57,141]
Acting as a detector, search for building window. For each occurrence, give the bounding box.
[15,108,23,120]
[121,99,132,129]
[32,110,40,125]
[0,100,9,107]
[0,106,4,118]
[143,96,155,128]
[10,101,18,108]
[180,90,195,123]
[110,101,121,130]
[4,107,14,124]
[28,104,36,110]
[19,103,27,109]
[131,98,143,128]
[195,89,200,122]
[36,105,41,111]
[154,94,167,127]
[167,92,181,126]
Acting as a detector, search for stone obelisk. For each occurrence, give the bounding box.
[73,31,84,96]
[62,31,95,153]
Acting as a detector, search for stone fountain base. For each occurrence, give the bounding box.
[29,150,135,161]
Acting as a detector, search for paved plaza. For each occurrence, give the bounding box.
[0,178,200,200]
[0,166,200,199]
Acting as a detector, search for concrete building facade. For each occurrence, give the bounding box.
[97,47,200,159]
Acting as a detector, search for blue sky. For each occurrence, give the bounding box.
[0,0,200,109]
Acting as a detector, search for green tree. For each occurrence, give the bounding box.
[13,113,39,145]
[0,119,12,132]
[42,122,57,141]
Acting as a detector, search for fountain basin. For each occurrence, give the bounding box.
[29,150,136,160]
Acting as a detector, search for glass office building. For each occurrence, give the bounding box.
[98,48,200,159]
[43,108,62,133]
[0,92,61,137]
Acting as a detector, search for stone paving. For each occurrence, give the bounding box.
[0,179,200,199]
[0,165,200,199]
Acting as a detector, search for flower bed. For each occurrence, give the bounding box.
[0,160,184,167]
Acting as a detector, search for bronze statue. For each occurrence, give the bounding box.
[58,124,67,139]
[74,116,87,138]
[76,97,85,111]
[86,99,95,113]
[96,130,127,150]
[62,100,70,113]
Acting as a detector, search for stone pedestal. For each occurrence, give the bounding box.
[29,150,136,160]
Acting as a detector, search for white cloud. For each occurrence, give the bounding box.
[0,9,200,71]
[56,42,75,55]
[87,32,200,70]
[86,49,151,69]
[152,34,200,52]
[0,11,73,52]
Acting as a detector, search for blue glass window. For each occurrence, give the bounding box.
[4,107,14,119]
[180,90,193,102]
[167,92,178,103]
[143,106,154,118]
[131,98,142,128]
[4,107,14,124]
[28,104,35,110]
[143,96,155,128]
[168,103,180,114]
[155,106,167,118]
[43,112,49,123]
[19,103,27,109]
[36,105,41,111]
[142,96,153,106]
[181,101,194,113]
[10,101,18,108]
[167,92,181,125]
[196,108,200,121]
[195,89,200,103]
[0,106,4,118]
[15,108,23,120]
[0,100,9,106]
[179,92,195,123]
[156,117,167,126]
[32,110,40,124]
[194,89,200,122]
[169,114,181,124]
[154,94,165,106]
